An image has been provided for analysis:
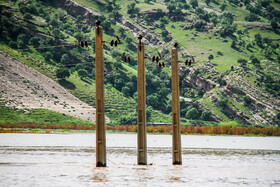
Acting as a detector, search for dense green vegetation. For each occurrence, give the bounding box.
[0,0,279,126]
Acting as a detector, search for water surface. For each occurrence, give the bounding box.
[0,133,280,186]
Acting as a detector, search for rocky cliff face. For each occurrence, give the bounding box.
[179,64,280,126]
[180,65,216,93]
[223,72,280,125]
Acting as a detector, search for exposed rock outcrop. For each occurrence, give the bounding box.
[179,63,280,126]
[120,18,160,45]
[180,65,216,93]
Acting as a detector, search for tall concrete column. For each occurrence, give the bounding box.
[137,36,147,165]
[95,21,106,167]
[171,47,182,165]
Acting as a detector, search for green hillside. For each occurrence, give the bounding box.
[0,0,279,126]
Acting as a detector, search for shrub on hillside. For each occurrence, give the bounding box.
[60,54,69,64]
[56,68,70,80]
[220,3,227,11]
[243,96,252,105]
[44,51,53,61]
[186,108,200,120]
[208,54,214,60]
[237,58,248,65]
[77,69,88,79]
[23,13,32,20]
[194,20,205,31]
[201,110,212,121]
[8,41,17,49]
[190,0,198,8]
[250,56,260,65]
[245,13,260,22]
[218,98,228,108]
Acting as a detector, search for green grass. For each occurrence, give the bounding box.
[0,106,93,125]
[149,109,172,123]
[166,23,242,72]
[200,94,231,122]
[72,0,101,12]
[243,134,266,137]
[136,1,168,13]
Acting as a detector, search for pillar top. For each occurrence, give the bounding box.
[138,34,143,40]
[96,20,101,26]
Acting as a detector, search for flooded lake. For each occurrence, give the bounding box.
[0,133,280,186]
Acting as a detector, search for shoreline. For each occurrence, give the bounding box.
[0,128,275,137]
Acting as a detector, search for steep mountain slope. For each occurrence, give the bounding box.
[0,0,280,126]
[0,52,109,123]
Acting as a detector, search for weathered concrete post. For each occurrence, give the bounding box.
[137,35,147,165]
[95,20,106,167]
[171,43,182,165]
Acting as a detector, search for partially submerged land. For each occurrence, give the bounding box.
[1,123,279,136]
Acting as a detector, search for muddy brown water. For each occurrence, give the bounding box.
[0,133,280,186]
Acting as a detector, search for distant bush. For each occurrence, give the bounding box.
[231,40,236,48]
[121,86,131,97]
[194,68,202,75]
[8,41,17,49]
[217,77,227,86]
[237,58,247,65]
[220,3,227,11]
[119,113,137,125]
[277,112,280,120]
[201,110,212,121]
[70,67,75,74]
[23,13,32,20]
[218,98,228,108]
[44,51,53,61]
[186,108,200,120]
[29,37,40,47]
[205,0,211,6]
[77,69,88,79]
[208,54,214,60]
[17,33,28,43]
[56,68,70,80]
[75,64,84,71]
[17,39,26,49]
[60,54,69,64]
[190,0,198,8]
[245,13,260,22]
[250,56,260,65]
[167,3,176,13]
[271,20,278,30]
[243,96,252,105]
[254,33,263,47]
[127,2,139,18]
[194,20,205,31]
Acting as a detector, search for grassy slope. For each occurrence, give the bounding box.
[0,106,93,125]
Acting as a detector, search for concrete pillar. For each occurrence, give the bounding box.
[137,37,147,165]
[171,48,182,165]
[95,23,106,167]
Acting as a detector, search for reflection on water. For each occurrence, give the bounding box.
[0,133,280,186]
